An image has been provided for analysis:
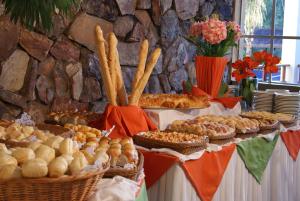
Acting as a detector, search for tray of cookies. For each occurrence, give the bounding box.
[133,131,208,155]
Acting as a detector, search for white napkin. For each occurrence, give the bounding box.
[258,130,279,142]
[89,176,139,201]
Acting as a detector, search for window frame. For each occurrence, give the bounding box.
[233,0,300,83]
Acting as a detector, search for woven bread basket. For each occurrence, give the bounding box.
[133,135,208,155]
[0,163,109,201]
[104,151,144,180]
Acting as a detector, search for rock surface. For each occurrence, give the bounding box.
[0,89,27,108]
[175,0,200,20]
[113,16,134,38]
[117,42,141,66]
[21,59,38,101]
[0,16,19,61]
[68,13,113,52]
[24,102,49,124]
[19,29,53,61]
[36,75,55,104]
[83,0,119,22]
[53,63,70,97]
[137,0,151,9]
[38,56,56,76]
[169,68,188,91]
[161,10,181,49]
[0,49,30,92]
[115,0,137,15]
[50,38,80,62]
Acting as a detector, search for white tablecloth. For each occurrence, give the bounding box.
[147,137,300,201]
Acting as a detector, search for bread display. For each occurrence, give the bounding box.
[46,111,100,126]
[133,131,208,154]
[64,124,102,143]
[95,25,161,107]
[194,115,260,134]
[168,120,236,138]
[138,94,210,109]
[241,111,295,124]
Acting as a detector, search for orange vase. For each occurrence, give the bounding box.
[195,56,227,98]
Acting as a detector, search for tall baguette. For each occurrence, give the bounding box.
[95,25,117,106]
[131,40,149,92]
[115,50,128,105]
[108,33,118,92]
[129,48,161,105]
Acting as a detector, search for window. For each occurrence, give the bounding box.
[234,0,300,84]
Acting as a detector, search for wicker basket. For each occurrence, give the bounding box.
[104,151,144,180]
[0,124,74,148]
[235,132,258,139]
[0,164,109,201]
[133,135,208,155]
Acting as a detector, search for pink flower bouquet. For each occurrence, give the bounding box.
[189,16,241,57]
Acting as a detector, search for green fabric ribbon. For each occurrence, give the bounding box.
[135,182,148,201]
[237,134,279,183]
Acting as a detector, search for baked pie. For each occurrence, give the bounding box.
[138,94,210,109]
[138,131,207,143]
[241,111,295,124]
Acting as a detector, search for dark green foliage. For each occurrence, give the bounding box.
[2,0,78,31]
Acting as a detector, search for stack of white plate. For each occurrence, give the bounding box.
[252,91,274,112]
[274,93,300,117]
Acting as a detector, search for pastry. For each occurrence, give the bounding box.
[0,153,18,167]
[70,151,88,175]
[48,156,68,178]
[35,145,55,164]
[0,164,21,180]
[59,138,74,155]
[12,148,35,164]
[21,158,48,178]
[138,94,210,109]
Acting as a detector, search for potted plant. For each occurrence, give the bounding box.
[188,15,241,97]
[231,50,280,107]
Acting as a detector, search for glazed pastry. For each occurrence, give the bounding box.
[35,145,55,164]
[108,147,121,167]
[0,143,10,154]
[12,148,35,164]
[0,164,21,180]
[48,156,68,178]
[21,158,48,178]
[81,150,95,165]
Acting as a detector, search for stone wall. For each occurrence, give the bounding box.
[0,0,233,122]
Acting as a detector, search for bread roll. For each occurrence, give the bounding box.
[60,154,74,165]
[94,151,109,165]
[0,164,21,180]
[81,150,95,165]
[0,153,17,167]
[21,158,48,178]
[0,127,7,139]
[33,130,49,142]
[12,148,35,164]
[0,143,10,155]
[48,156,68,178]
[70,152,88,175]
[59,138,74,155]
[35,145,55,164]
[45,136,64,150]
[27,141,42,151]
[22,126,34,136]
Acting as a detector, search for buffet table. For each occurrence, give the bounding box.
[143,127,300,201]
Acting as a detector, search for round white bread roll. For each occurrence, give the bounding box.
[70,152,88,175]
[12,148,35,164]
[0,164,22,180]
[0,153,18,167]
[48,156,68,178]
[21,158,48,178]
[59,138,74,155]
[35,145,55,164]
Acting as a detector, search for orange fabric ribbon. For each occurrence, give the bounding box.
[89,104,157,138]
[280,130,300,161]
[211,97,242,109]
[139,150,179,188]
[181,144,236,201]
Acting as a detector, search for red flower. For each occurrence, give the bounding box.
[253,50,281,74]
[231,57,258,82]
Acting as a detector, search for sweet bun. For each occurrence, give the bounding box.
[48,156,68,178]
[0,153,18,167]
[35,145,55,164]
[0,164,21,180]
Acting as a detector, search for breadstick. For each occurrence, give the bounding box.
[115,51,128,105]
[129,48,161,105]
[132,40,149,92]
[95,25,117,106]
[108,32,117,92]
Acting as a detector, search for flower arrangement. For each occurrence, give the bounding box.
[189,15,241,57]
[231,50,281,82]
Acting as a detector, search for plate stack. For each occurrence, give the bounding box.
[274,93,300,117]
[252,91,274,112]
